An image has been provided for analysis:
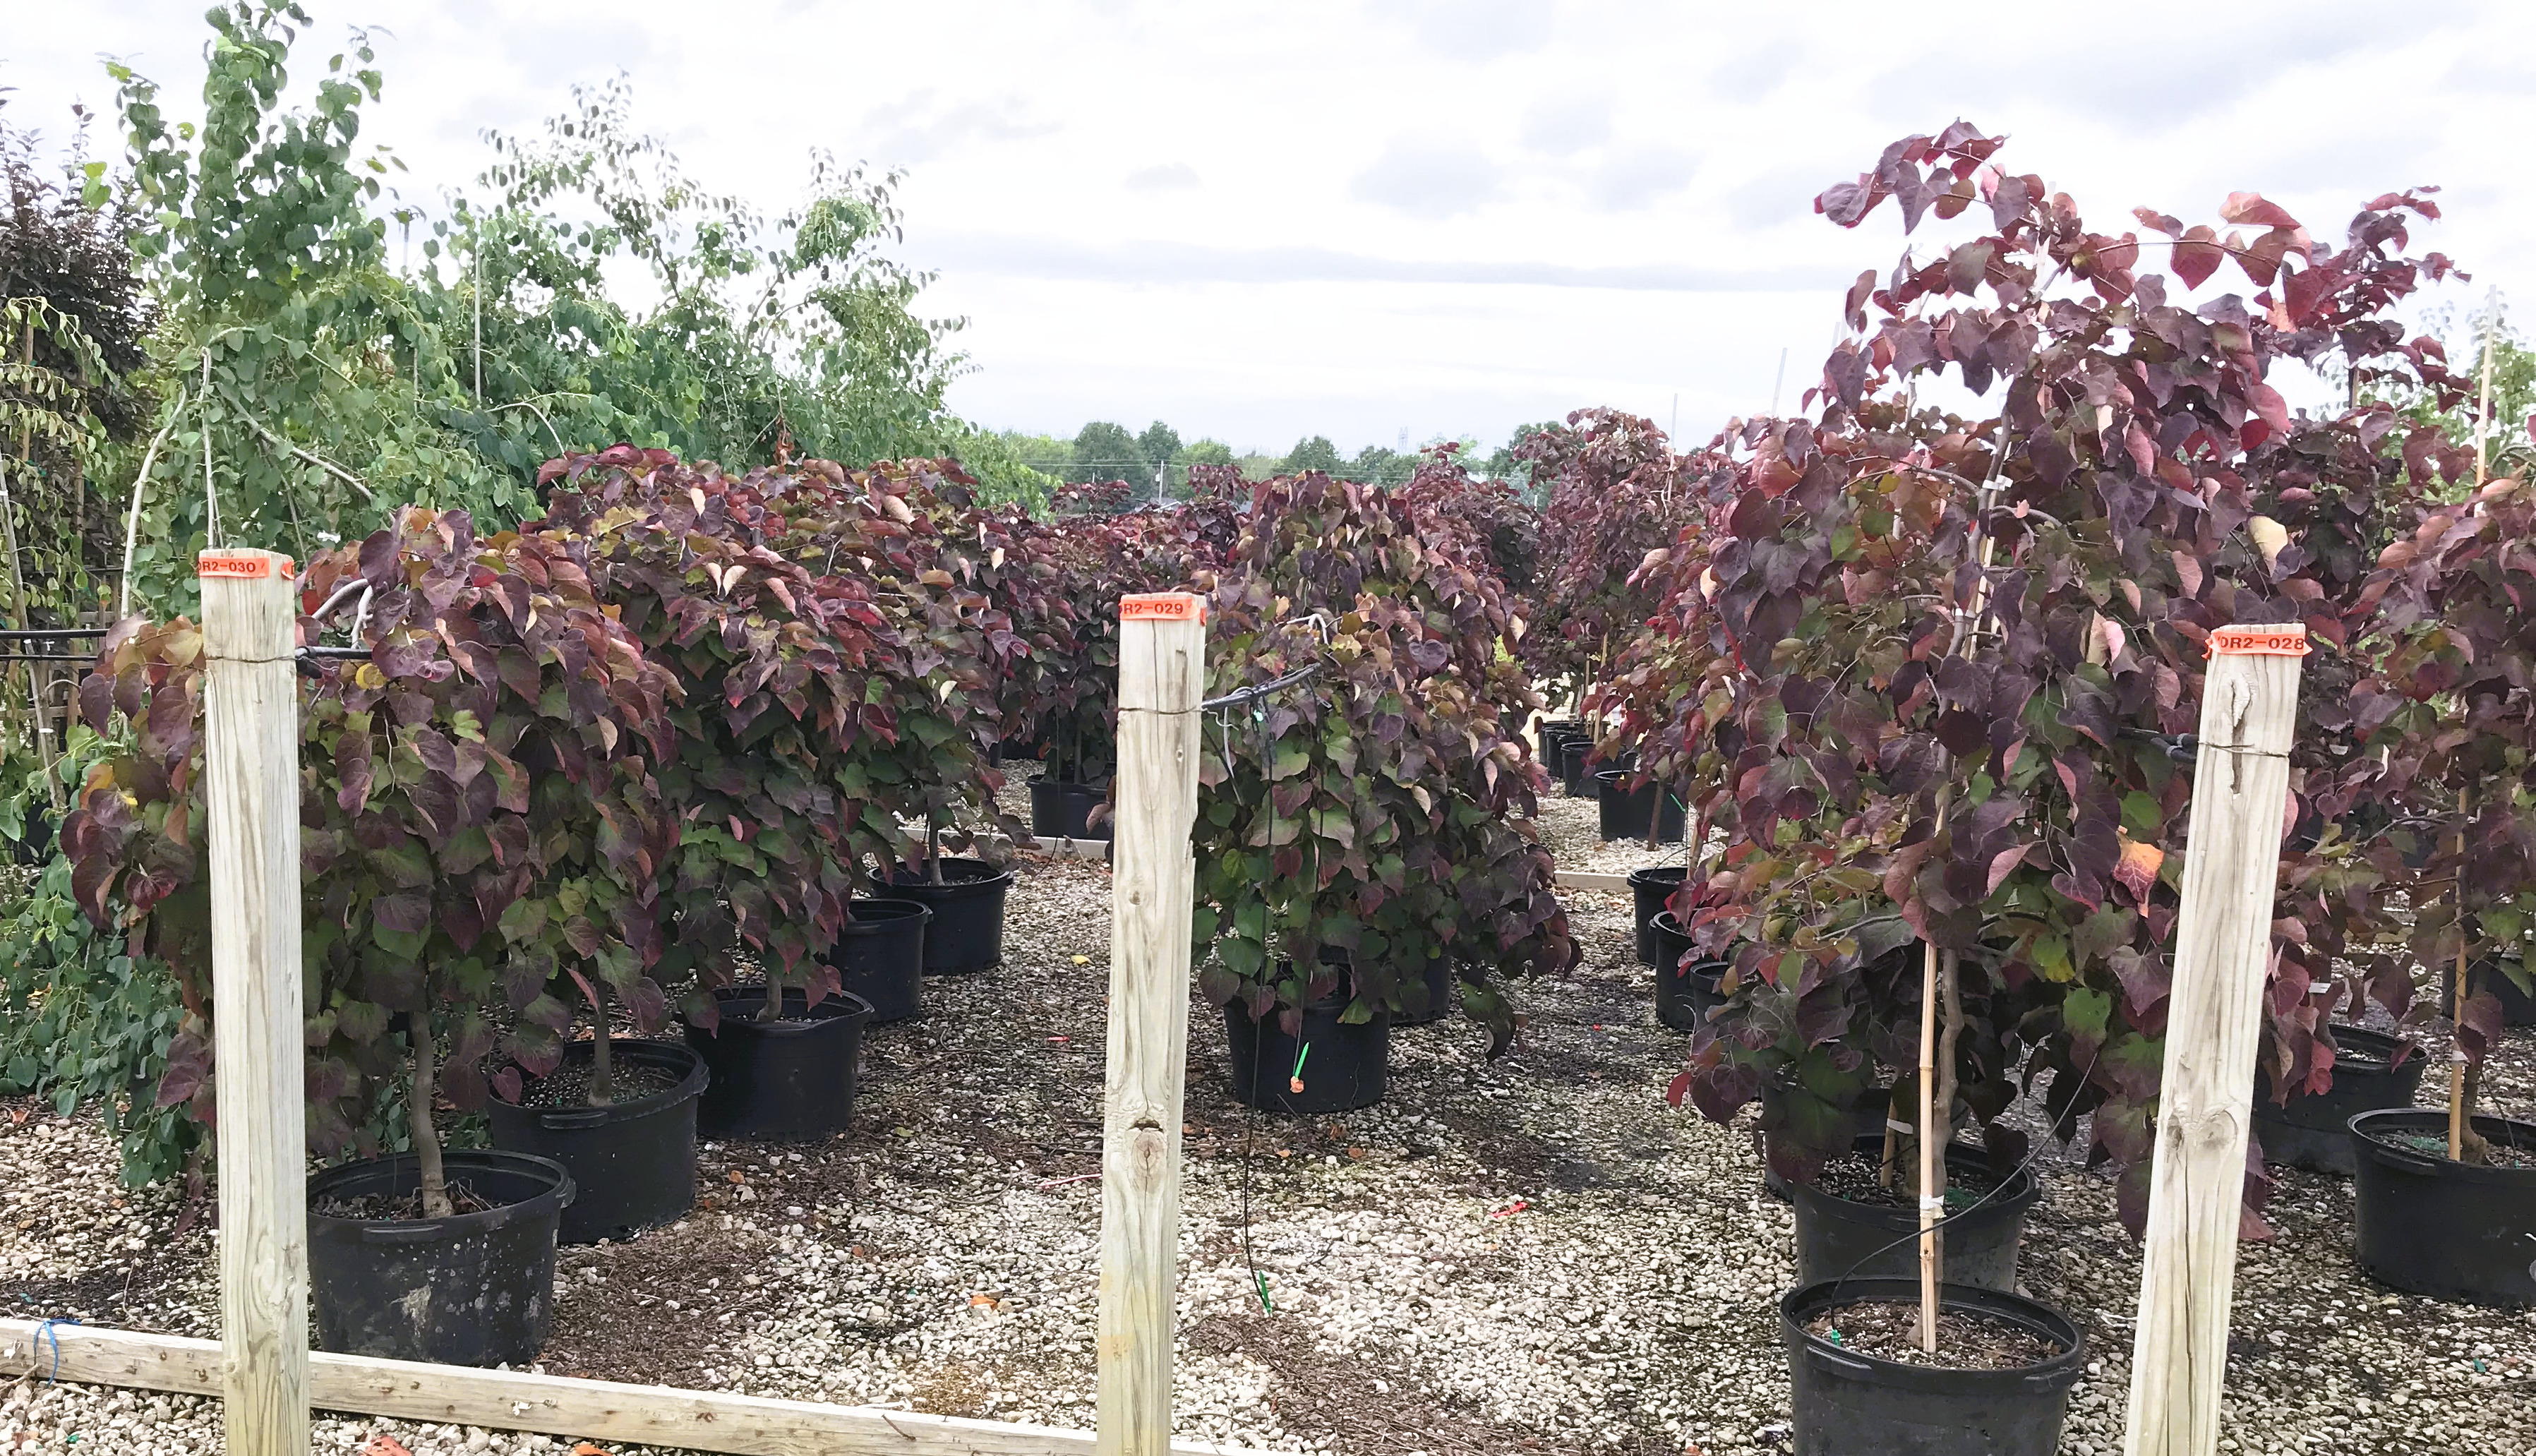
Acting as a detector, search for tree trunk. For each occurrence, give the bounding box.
[1933,947,1965,1196]
[408,1011,452,1220]
[927,807,944,886]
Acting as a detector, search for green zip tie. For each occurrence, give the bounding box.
[1292,1042,1311,1080]
[1254,1271,1274,1313]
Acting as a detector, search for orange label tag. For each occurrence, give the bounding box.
[1120,593,1204,623]
[197,551,295,580]
[2209,625,2309,657]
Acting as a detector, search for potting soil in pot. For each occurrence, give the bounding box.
[312,1179,503,1222]
[1812,1148,2002,1209]
[1805,1299,2066,1370]
[506,1054,682,1108]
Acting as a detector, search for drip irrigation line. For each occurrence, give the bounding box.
[1199,661,1323,714]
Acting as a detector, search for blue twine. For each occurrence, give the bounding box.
[32,1318,78,1382]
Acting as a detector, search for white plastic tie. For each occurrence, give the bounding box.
[1919,1195,1946,1210]
[1886,1119,1913,1135]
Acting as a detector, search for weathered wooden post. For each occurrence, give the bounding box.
[1098,591,1206,1456]
[200,548,308,1455]
[2122,622,2307,1456]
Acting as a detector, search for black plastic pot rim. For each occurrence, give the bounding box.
[890,858,1016,892]
[1781,1278,2086,1390]
[2350,1108,2536,1186]
[1628,865,1689,888]
[1034,777,1111,795]
[840,898,932,932]
[308,1150,576,1240]
[1786,1136,2040,1225]
[697,987,876,1038]
[494,1039,706,1131]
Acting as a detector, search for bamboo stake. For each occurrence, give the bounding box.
[2121,623,2306,1456]
[200,547,308,1456]
[1916,786,1952,1353]
[1097,591,1206,1456]
[2451,788,2470,1163]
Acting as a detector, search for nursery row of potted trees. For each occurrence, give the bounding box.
[56,439,1580,1368]
[63,451,1037,1365]
[1555,121,2523,1454]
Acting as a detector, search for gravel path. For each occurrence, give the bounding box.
[1,854,2532,1454]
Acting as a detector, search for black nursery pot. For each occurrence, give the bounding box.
[1225,997,1390,1115]
[1596,769,1685,842]
[1789,1135,2038,1292]
[1652,934,1724,1033]
[1780,1278,2085,1456]
[2253,1025,2423,1176]
[2351,1107,2536,1307]
[1391,949,1460,1028]
[886,857,1015,973]
[822,897,931,1023]
[685,987,875,1140]
[2447,958,2536,1028]
[1029,778,1113,841]
[308,1149,573,1366]
[1628,865,1688,968]
[1558,738,1594,796]
[485,1040,704,1246]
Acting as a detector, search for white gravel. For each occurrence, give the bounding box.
[1,851,2532,1454]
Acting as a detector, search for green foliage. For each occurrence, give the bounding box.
[426,78,969,491]
[104,4,525,613]
[1069,419,1143,488]
[0,840,198,1185]
[1279,435,1343,476]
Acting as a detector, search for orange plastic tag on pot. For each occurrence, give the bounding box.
[2209,625,2309,657]
[197,550,295,580]
[1121,592,1204,623]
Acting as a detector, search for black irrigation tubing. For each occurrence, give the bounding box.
[0,628,107,640]
[1199,661,1324,714]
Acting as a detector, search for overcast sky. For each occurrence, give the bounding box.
[7,1,2527,456]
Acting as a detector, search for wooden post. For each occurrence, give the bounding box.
[200,548,308,1456]
[1098,592,1206,1456]
[2122,622,2306,1456]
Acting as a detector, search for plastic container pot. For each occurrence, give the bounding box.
[1225,997,1390,1115]
[2448,958,2536,1028]
[2351,1107,2536,1307]
[1628,865,1688,968]
[2252,1025,2422,1176]
[308,1150,573,1366]
[1391,949,1459,1027]
[1028,778,1112,841]
[485,1040,704,1246]
[1558,738,1594,796]
[1780,1278,2085,1456]
[1789,1134,2036,1291]
[1595,769,1686,843]
[1654,940,1724,1033]
[685,986,874,1141]
[885,858,1015,974]
[822,897,931,1023]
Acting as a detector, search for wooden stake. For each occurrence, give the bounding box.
[1098,593,1206,1456]
[200,547,307,1456]
[0,1318,1286,1456]
[2122,623,2306,1456]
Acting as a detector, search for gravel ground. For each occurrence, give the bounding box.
[2,850,2534,1454]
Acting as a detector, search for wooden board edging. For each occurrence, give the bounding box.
[0,1319,1285,1456]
